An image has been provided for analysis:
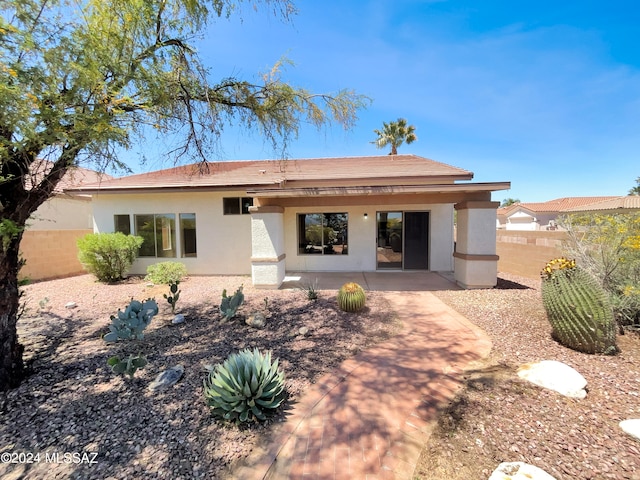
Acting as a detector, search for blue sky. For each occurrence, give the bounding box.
[126,0,640,203]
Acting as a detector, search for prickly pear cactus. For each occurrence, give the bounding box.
[220,286,244,321]
[104,298,158,342]
[337,282,366,312]
[541,258,618,355]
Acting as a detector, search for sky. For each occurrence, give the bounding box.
[123,0,640,203]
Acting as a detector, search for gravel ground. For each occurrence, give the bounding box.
[2,272,639,480]
[0,274,399,480]
[416,273,640,480]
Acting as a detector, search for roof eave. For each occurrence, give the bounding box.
[248,182,511,198]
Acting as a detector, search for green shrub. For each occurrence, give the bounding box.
[337,282,366,312]
[203,348,286,424]
[145,261,188,284]
[77,233,143,282]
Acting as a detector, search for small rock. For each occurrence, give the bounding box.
[65,302,77,309]
[172,314,185,325]
[148,365,184,392]
[517,360,587,398]
[298,326,310,336]
[489,462,557,480]
[620,419,640,442]
[246,312,266,328]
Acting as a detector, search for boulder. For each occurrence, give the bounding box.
[517,360,587,399]
[148,365,184,392]
[65,302,77,309]
[172,314,185,325]
[620,419,640,442]
[489,462,557,480]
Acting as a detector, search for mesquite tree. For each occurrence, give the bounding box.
[0,0,368,390]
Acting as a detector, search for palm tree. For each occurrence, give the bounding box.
[372,118,417,155]
[629,177,640,196]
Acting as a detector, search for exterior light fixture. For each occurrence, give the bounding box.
[364,213,368,219]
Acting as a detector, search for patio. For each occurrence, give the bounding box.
[279,271,462,292]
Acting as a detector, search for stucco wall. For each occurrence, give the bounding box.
[27,195,93,231]
[19,229,90,281]
[496,230,566,279]
[93,193,456,276]
[92,191,253,276]
[283,203,454,272]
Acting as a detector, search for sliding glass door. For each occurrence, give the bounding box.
[376,211,429,270]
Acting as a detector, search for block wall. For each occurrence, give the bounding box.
[496,230,567,279]
[19,229,90,281]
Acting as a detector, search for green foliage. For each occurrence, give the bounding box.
[146,261,188,285]
[104,299,158,342]
[77,233,143,283]
[541,259,618,355]
[371,118,417,155]
[220,286,244,321]
[558,213,640,328]
[0,219,23,250]
[299,279,319,301]
[337,282,366,312]
[163,281,181,314]
[203,348,286,424]
[107,354,147,379]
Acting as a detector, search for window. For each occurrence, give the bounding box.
[298,213,348,255]
[114,214,131,235]
[180,213,197,257]
[134,214,176,258]
[223,197,253,215]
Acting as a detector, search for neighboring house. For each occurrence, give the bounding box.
[67,155,510,289]
[20,163,112,281]
[496,197,621,231]
[563,195,640,214]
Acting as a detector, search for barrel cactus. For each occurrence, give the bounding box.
[337,282,366,312]
[203,348,286,424]
[541,258,618,355]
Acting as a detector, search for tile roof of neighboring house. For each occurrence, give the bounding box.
[27,160,113,194]
[66,155,477,193]
[563,195,640,212]
[497,196,621,216]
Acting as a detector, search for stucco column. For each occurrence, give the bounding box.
[249,205,286,289]
[454,201,500,288]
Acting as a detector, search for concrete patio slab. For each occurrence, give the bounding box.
[280,271,461,292]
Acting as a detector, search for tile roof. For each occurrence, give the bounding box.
[563,195,640,212]
[66,155,475,193]
[497,196,621,216]
[27,160,113,194]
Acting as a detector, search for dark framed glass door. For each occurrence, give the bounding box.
[376,212,402,269]
[376,211,429,270]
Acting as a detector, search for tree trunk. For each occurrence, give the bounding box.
[0,231,26,391]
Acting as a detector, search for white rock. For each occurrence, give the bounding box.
[489,462,557,480]
[64,302,77,309]
[172,314,185,325]
[620,419,640,442]
[517,360,587,399]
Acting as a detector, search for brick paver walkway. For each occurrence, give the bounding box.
[232,291,492,480]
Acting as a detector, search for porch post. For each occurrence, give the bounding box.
[453,201,500,288]
[249,205,286,289]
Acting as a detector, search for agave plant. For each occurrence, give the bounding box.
[203,348,286,424]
